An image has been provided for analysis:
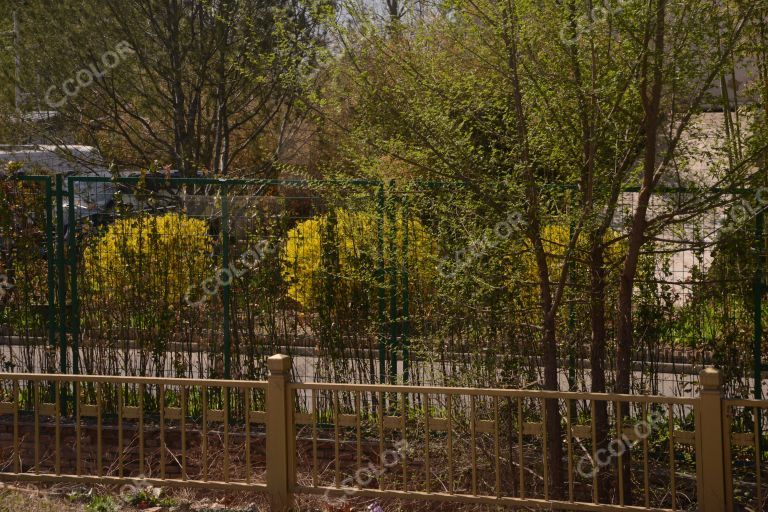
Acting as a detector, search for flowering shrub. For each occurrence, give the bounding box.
[83,212,213,319]
[281,209,436,309]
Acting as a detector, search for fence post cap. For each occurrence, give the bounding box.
[268,354,292,374]
[699,367,722,389]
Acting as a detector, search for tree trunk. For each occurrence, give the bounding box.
[542,311,564,498]
[589,242,611,502]
[168,0,193,176]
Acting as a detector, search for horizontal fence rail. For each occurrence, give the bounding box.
[0,356,758,511]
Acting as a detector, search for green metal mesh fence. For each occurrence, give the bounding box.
[0,175,765,398]
[0,176,57,374]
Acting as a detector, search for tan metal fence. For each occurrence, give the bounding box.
[0,372,269,491]
[0,356,760,511]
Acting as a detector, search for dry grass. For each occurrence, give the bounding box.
[0,485,84,512]
[0,484,520,512]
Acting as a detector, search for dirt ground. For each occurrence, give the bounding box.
[0,484,270,512]
[0,484,507,512]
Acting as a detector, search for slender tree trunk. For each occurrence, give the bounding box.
[168,0,193,175]
[213,0,231,175]
[503,0,564,494]
[616,2,666,504]
[589,242,611,502]
[541,310,564,497]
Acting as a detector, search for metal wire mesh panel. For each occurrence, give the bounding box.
[74,177,220,378]
[614,190,756,398]
[71,177,391,382]
[1,175,765,398]
[400,182,556,388]
[401,185,760,397]
[0,176,57,374]
[224,180,386,384]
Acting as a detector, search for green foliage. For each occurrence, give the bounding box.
[8,0,332,174]
[86,495,118,512]
[0,177,52,370]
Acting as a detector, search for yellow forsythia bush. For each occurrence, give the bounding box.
[84,213,213,308]
[282,209,437,308]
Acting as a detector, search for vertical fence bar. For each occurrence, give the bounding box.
[378,390,384,491]
[243,388,252,484]
[75,381,81,475]
[33,380,40,474]
[518,396,525,499]
[221,185,231,380]
[44,178,56,360]
[12,380,18,473]
[755,211,764,456]
[643,402,650,508]
[755,211,764,400]
[696,368,726,512]
[139,383,145,476]
[755,406,763,511]
[401,391,407,491]
[333,389,340,487]
[181,386,187,481]
[668,402,676,510]
[312,391,318,488]
[159,384,166,479]
[202,385,208,481]
[67,177,80,375]
[567,217,576,394]
[424,393,430,493]
[55,380,61,475]
[377,184,386,384]
[470,395,477,495]
[355,391,362,489]
[67,177,79,375]
[401,194,410,382]
[541,397,549,501]
[447,393,454,495]
[223,386,230,482]
[266,354,293,511]
[591,399,598,503]
[566,397,573,502]
[494,396,501,498]
[96,382,102,477]
[118,384,123,478]
[724,403,735,512]
[245,387,252,484]
[616,400,624,506]
[55,175,67,379]
[388,180,398,384]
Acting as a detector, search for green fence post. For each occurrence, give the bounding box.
[401,193,410,383]
[55,175,67,375]
[67,177,79,375]
[44,178,56,362]
[377,184,386,384]
[388,180,398,385]
[755,210,764,400]
[222,184,232,380]
[568,219,576,393]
